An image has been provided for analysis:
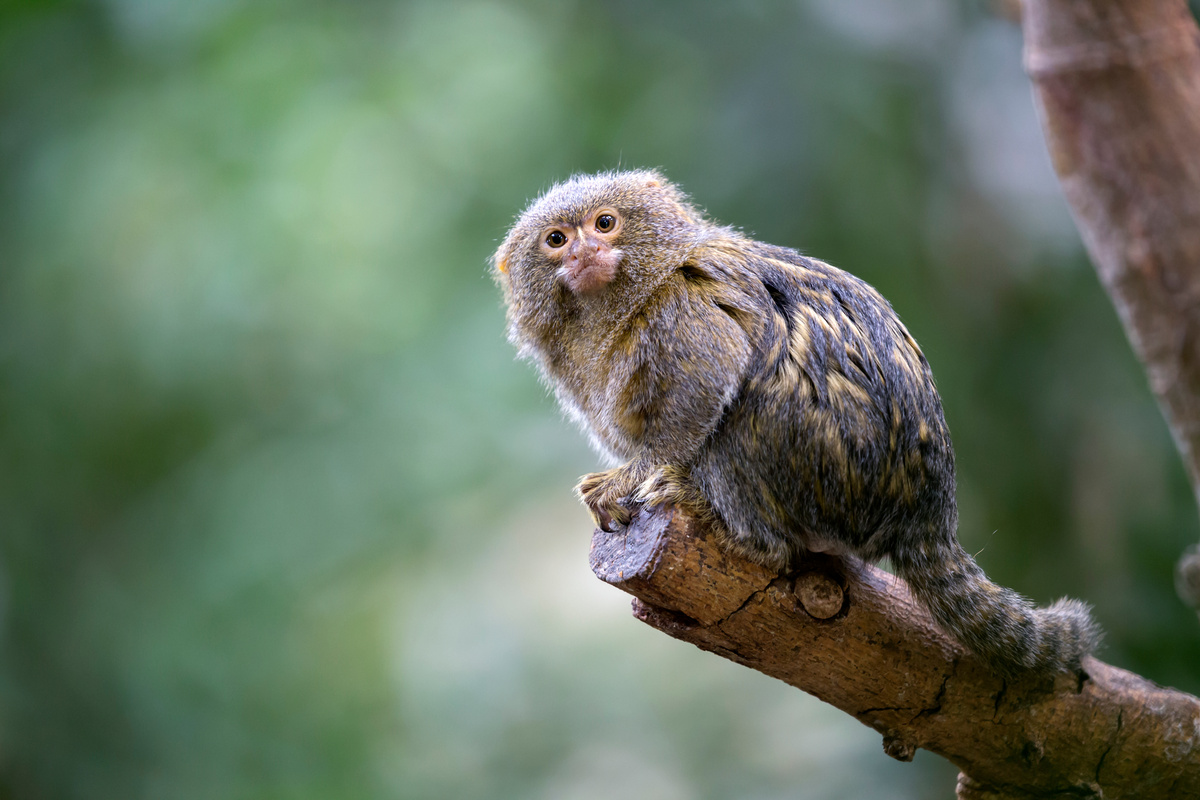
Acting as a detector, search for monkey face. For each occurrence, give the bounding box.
[493,170,702,343]
[539,207,625,295]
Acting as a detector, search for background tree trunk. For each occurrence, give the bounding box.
[1022,0,1200,615]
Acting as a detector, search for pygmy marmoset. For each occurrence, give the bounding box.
[493,170,1099,678]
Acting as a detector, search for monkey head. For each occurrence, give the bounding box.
[492,170,705,342]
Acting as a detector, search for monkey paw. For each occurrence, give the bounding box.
[576,464,645,532]
[576,462,695,531]
[633,466,690,510]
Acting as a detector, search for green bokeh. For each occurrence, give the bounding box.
[1,1,1196,798]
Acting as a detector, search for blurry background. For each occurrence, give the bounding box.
[1,1,1198,798]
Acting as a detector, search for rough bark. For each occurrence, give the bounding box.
[591,507,1200,800]
[1022,0,1200,613]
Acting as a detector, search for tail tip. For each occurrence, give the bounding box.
[1038,597,1102,673]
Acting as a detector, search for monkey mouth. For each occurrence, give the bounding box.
[558,254,620,295]
[557,264,593,294]
[558,262,591,284]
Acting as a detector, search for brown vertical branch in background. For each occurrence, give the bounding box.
[1022,0,1200,614]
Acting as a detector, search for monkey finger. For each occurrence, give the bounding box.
[575,470,612,497]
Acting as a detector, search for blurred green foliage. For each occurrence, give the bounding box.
[1,1,1197,798]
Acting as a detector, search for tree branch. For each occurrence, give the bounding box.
[591,507,1200,800]
[1022,0,1200,614]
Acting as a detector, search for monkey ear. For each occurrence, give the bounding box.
[492,243,510,274]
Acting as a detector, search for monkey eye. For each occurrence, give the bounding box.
[595,214,616,233]
[545,230,567,248]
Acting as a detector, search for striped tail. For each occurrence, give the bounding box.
[890,526,1101,678]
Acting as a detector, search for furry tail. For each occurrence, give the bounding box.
[890,528,1101,678]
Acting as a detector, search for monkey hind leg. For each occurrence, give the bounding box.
[636,467,795,572]
[891,530,1102,679]
[712,525,795,573]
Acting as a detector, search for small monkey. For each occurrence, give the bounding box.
[493,170,1099,678]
